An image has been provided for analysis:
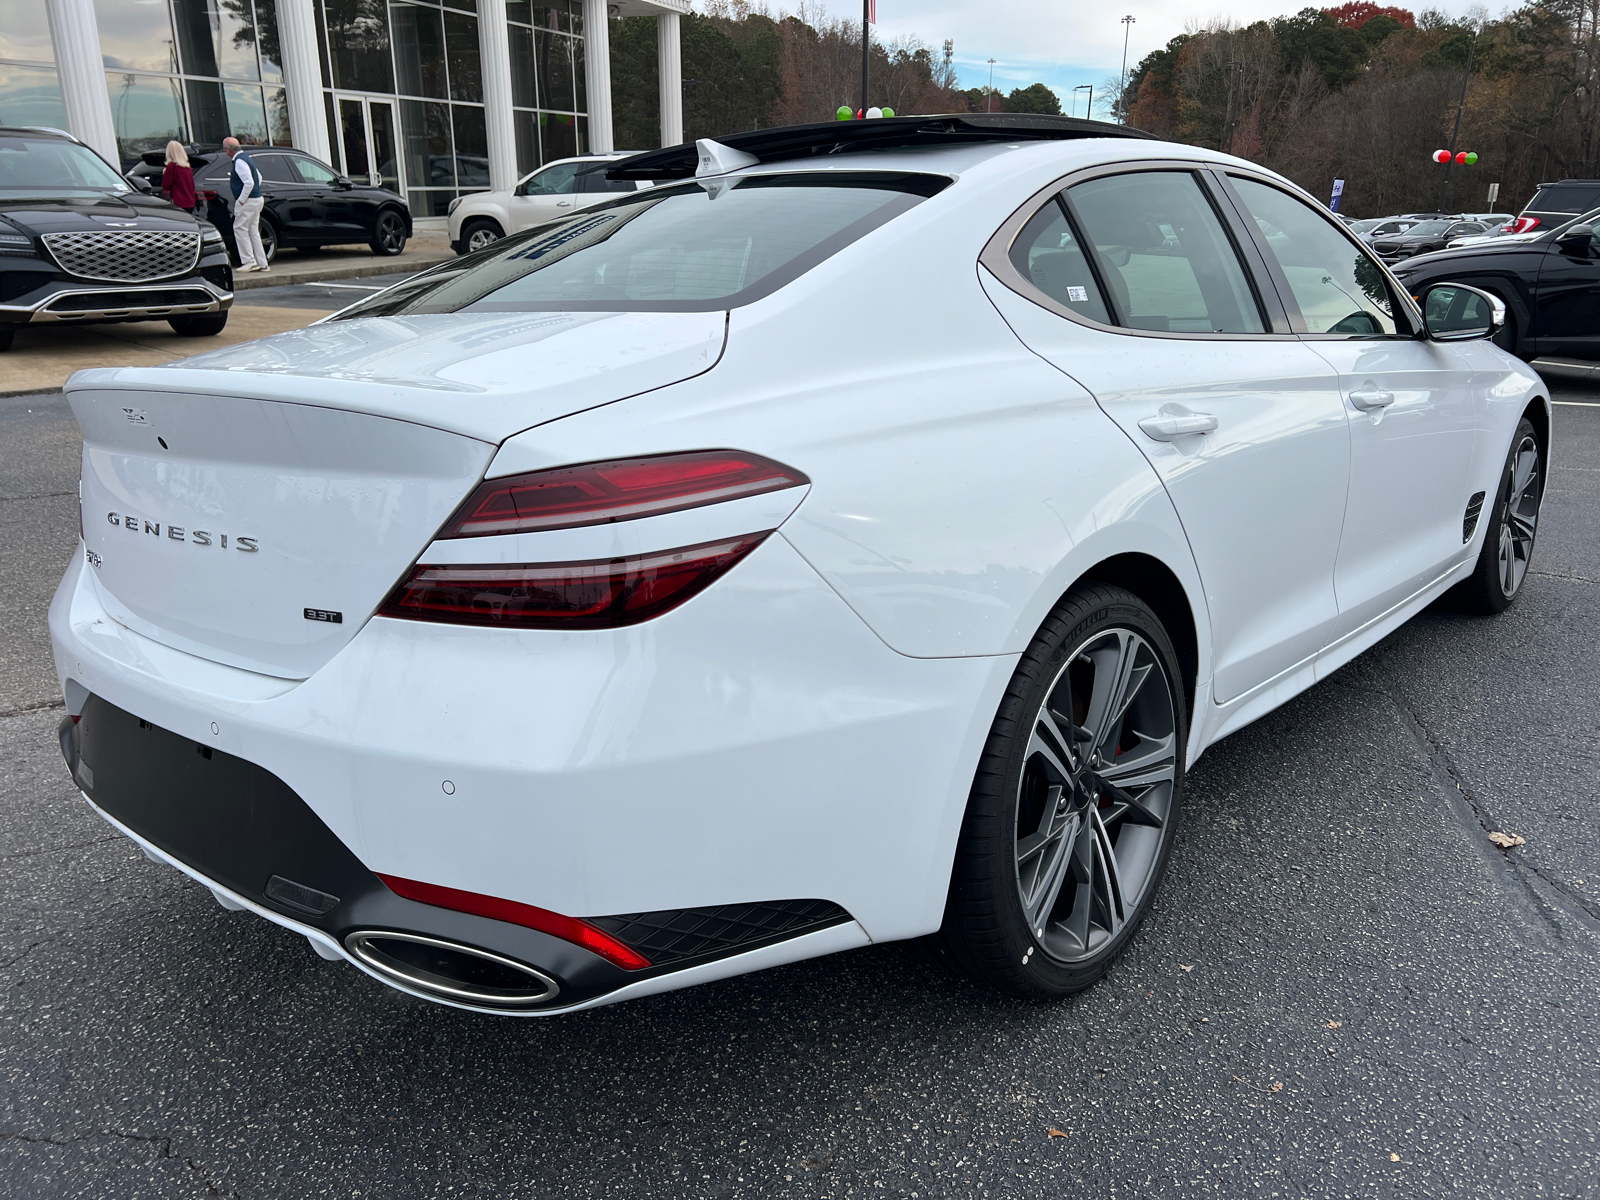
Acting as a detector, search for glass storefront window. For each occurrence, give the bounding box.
[0,62,66,128]
[107,71,185,165]
[267,86,291,143]
[185,79,229,144]
[509,23,535,108]
[224,82,269,142]
[390,1,446,99]
[399,95,452,201]
[443,9,481,103]
[541,110,575,160]
[0,0,55,64]
[173,0,260,81]
[451,103,487,189]
[324,0,395,94]
[254,0,284,82]
[95,0,179,73]
[512,108,539,175]
[535,27,573,112]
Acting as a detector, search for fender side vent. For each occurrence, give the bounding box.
[1463,490,1487,542]
[589,899,851,967]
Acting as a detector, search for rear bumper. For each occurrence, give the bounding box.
[50,535,1007,1010]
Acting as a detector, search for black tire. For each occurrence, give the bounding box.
[167,312,229,337]
[370,210,408,256]
[1450,416,1544,614]
[931,583,1188,999]
[0,325,14,352]
[460,217,504,255]
[258,218,278,263]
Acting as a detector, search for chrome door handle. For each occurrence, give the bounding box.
[1349,388,1395,410]
[1138,413,1218,440]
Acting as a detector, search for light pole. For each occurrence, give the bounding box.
[1074,84,1093,120]
[987,57,997,112]
[1119,15,1136,123]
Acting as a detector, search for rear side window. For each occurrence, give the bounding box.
[1067,171,1265,334]
[1228,176,1399,336]
[1008,200,1111,324]
[1530,185,1600,215]
[337,171,948,316]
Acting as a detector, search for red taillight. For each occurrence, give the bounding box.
[1509,216,1538,234]
[377,874,651,970]
[378,533,767,629]
[440,450,808,538]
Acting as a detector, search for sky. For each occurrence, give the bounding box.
[853,0,1505,116]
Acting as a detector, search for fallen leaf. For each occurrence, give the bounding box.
[1047,1127,1069,1140]
[1488,831,1525,848]
[1180,964,1194,973]
[1269,1081,1283,1093]
[1390,1153,1401,1162]
[1326,1020,1343,1029]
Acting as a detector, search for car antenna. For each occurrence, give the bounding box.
[695,138,759,178]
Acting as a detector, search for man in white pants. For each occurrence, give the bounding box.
[224,137,268,273]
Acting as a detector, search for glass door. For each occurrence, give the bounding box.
[335,96,402,193]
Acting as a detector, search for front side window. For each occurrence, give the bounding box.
[523,161,581,195]
[1066,171,1265,334]
[338,171,946,316]
[1231,176,1400,336]
[292,157,339,185]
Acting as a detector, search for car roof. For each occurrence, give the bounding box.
[610,114,1158,181]
[0,125,78,142]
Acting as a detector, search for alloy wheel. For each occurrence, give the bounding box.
[1497,433,1541,597]
[467,226,501,253]
[377,213,406,253]
[1014,627,1177,963]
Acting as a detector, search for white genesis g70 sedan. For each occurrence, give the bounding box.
[52,115,1549,1015]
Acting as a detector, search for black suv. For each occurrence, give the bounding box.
[192,148,412,264]
[0,126,233,352]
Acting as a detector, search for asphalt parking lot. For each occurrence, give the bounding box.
[2,379,1598,1199]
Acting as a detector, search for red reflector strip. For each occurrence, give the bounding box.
[377,873,651,970]
[378,533,767,629]
[443,450,808,538]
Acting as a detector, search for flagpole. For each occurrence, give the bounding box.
[861,0,870,114]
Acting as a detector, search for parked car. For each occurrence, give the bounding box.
[193,147,413,263]
[447,153,646,255]
[54,114,1546,1016]
[1505,179,1600,234]
[1349,216,1419,245]
[1393,205,1600,360]
[1370,218,1488,262]
[0,125,232,352]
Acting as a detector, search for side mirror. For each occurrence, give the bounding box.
[1420,281,1504,343]
[128,175,153,193]
[1557,222,1594,253]
[334,175,354,190]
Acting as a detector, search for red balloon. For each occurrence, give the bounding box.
[1455,151,1468,164]
[1433,149,1451,163]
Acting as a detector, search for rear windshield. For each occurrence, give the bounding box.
[334,171,948,317]
[1529,185,1600,215]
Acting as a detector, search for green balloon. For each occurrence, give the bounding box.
[837,105,853,120]
[881,107,895,118]
[1465,151,1479,165]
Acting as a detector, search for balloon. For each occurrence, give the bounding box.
[837,105,853,120]
[1455,151,1468,164]
[1465,151,1479,165]
[881,107,895,118]
[1433,149,1451,163]
[866,107,883,119]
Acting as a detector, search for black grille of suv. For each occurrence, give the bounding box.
[46,288,214,313]
[42,230,201,282]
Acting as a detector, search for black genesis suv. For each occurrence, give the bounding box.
[192,147,413,264]
[0,126,232,352]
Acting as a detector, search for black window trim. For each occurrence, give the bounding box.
[1210,167,1424,340]
[979,159,1299,343]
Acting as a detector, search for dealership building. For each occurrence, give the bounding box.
[0,0,689,216]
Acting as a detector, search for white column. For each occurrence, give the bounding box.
[657,11,682,147]
[477,0,519,191]
[275,0,331,165]
[582,0,613,153]
[44,0,118,165]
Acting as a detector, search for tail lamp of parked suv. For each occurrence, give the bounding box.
[379,451,809,629]
[1506,216,1540,234]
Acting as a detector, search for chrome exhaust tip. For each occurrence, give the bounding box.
[345,931,560,1008]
